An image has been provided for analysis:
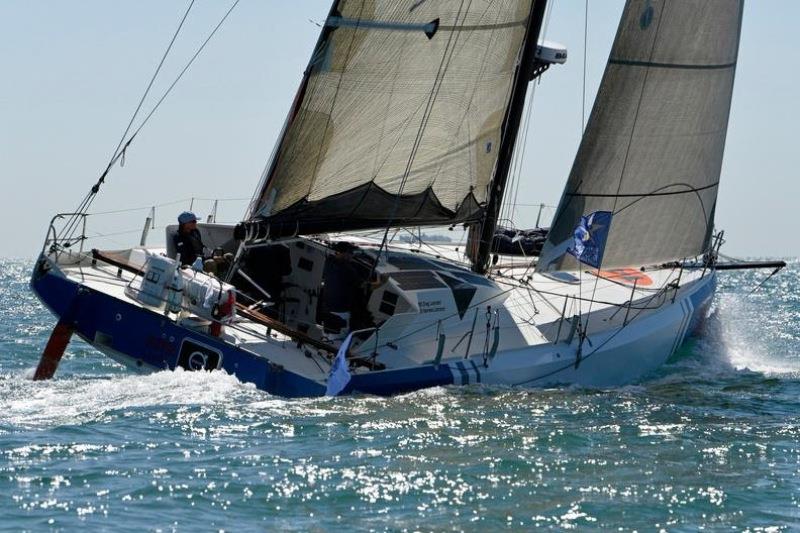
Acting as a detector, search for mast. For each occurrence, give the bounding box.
[471,0,549,274]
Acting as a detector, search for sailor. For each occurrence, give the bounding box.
[172,211,205,267]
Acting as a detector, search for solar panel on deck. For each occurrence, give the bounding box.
[386,254,434,270]
[430,260,469,273]
[390,271,446,291]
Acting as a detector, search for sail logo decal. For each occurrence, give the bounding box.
[640,1,654,30]
[568,211,612,269]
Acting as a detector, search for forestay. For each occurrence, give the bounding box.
[247,0,534,238]
[537,0,744,272]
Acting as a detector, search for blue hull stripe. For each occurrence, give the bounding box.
[455,361,469,385]
[469,360,482,383]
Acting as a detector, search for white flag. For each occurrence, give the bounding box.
[325,333,353,396]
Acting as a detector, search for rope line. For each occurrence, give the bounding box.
[101,0,197,187]
[511,267,685,386]
[62,1,198,246]
[124,0,241,155]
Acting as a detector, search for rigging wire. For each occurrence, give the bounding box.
[571,1,590,325]
[124,0,241,157]
[103,0,197,186]
[577,2,669,344]
[500,85,535,226]
[332,233,683,355]
[60,0,241,247]
[86,197,248,217]
[748,266,784,295]
[369,266,679,355]
[512,267,681,386]
[61,0,198,245]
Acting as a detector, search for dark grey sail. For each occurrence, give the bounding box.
[537,0,744,272]
[244,0,537,239]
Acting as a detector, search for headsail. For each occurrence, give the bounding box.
[245,0,537,239]
[537,0,744,272]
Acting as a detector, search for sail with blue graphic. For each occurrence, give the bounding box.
[537,0,743,272]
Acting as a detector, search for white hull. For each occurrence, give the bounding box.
[31,234,715,397]
[466,281,708,388]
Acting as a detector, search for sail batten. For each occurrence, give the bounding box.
[537,0,744,272]
[608,59,736,69]
[568,181,719,199]
[247,0,537,239]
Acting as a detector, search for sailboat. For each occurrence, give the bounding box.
[30,0,783,397]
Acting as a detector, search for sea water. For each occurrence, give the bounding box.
[1,258,799,531]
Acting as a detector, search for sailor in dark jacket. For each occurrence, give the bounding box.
[172,211,205,266]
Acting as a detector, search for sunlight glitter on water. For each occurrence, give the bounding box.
[2,259,800,530]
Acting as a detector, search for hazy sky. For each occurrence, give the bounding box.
[1,1,797,259]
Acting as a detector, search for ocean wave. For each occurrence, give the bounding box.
[0,368,262,430]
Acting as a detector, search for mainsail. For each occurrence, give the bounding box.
[537,0,744,272]
[244,0,538,239]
